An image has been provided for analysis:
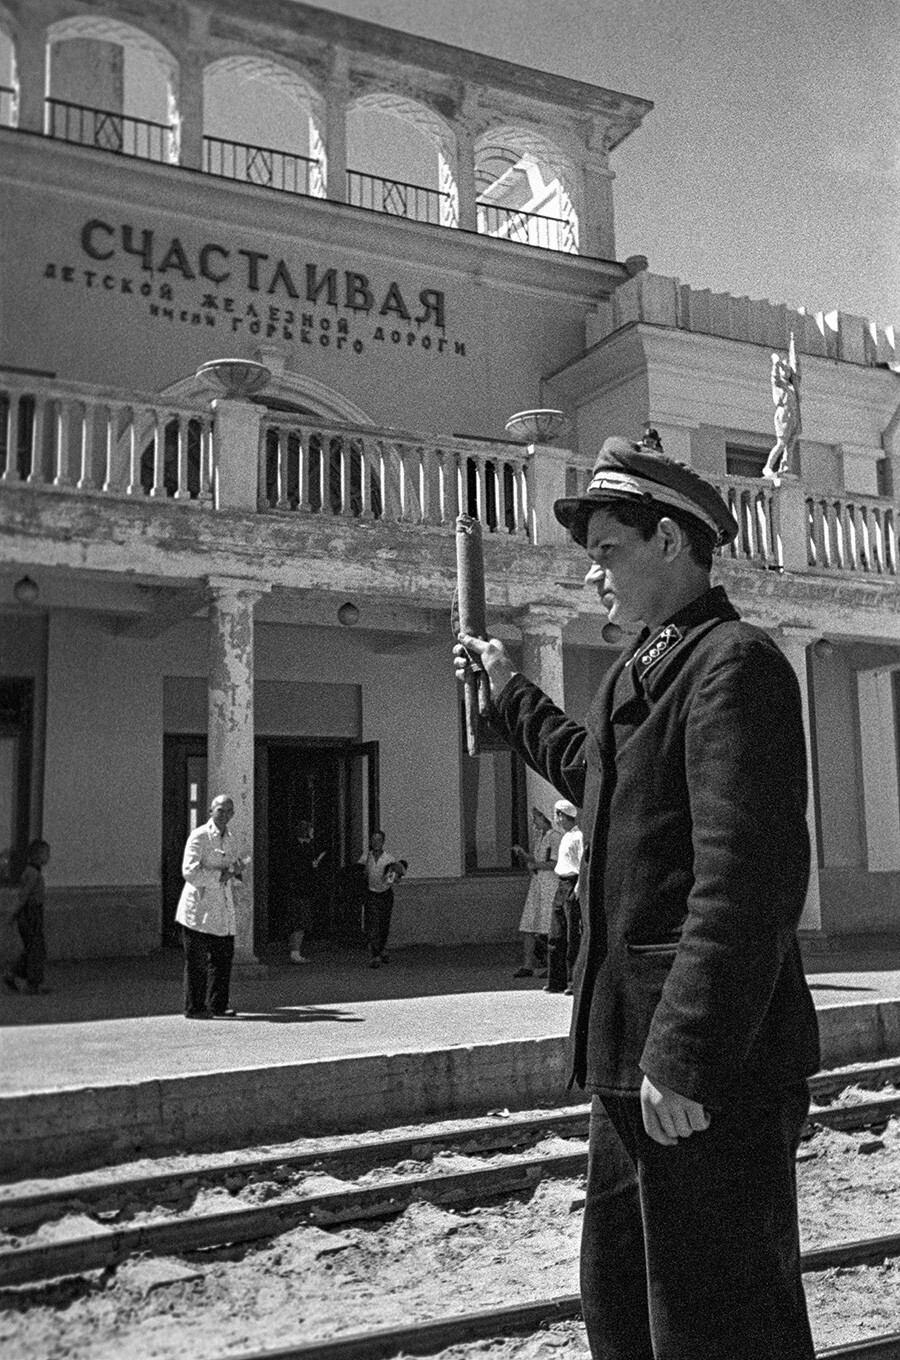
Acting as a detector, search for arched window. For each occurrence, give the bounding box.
[46,16,177,162]
[203,57,324,197]
[476,128,579,253]
[347,92,458,227]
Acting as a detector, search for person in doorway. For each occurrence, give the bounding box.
[454,435,819,1359]
[289,819,325,964]
[512,807,561,978]
[358,829,405,968]
[545,800,583,995]
[176,794,248,1019]
[4,839,51,995]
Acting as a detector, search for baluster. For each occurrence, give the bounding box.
[27,395,45,485]
[173,415,189,499]
[124,411,140,496]
[497,459,511,534]
[471,453,486,523]
[413,443,427,525]
[298,428,312,512]
[442,449,460,523]
[508,458,523,536]
[886,510,897,575]
[200,416,214,502]
[257,424,271,509]
[870,508,884,575]
[391,442,406,522]
[76,402,94,490]
[2,391,19,482]
[842,502,857,571]
[808,498,823,569]
[421,444,439,525]
[372,440,386,520]
[276,429,290,509]
[337,436,351,516]
[53,398,71,486]
[101,404,115,492]
[149,410,166,497]
[358,437,372,520]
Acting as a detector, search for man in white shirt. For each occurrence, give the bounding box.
[546,799,584,996]
[357,829,404,969]
[175,794,247,1018]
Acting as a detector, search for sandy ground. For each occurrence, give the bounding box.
[1,1111,900,1359]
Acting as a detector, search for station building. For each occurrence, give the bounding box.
[1,0,899,962]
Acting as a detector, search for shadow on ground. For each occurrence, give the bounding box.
[0,942,533,1026]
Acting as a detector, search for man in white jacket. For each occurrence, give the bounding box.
[175,794,247,1018]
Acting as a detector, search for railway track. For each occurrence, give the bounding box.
[1,1057,899,1357]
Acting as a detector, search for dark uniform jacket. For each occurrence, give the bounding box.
[493,585,820,1106]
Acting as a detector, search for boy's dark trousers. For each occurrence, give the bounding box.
[547,876,581,990]
[363,888,394,957]
[580,1085,815,1359]
[11,905,46,989]
[182,925,234,1015]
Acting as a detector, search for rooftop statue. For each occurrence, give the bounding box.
[762,334,802,479]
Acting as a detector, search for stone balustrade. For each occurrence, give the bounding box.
[4,370,900,579]
[609,270,899,370]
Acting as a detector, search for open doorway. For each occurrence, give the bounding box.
[161,735,379,950]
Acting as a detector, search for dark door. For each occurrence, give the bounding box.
[262,741,379,951]
[0,678,34,884]
[162,735,379,952]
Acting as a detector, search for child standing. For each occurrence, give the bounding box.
[4,839,51,995]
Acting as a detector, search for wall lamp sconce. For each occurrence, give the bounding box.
[13,576,39,606]
[337,601,360,627]
[812,637,834,660]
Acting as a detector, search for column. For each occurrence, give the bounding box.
[856,668,900,872]
[777,628,823,938]
[519,605,574,816]
[321,51,348,202]
[175,48,205,170]
[453,119,479,233]
[13,19,48,133]
[579,152,616,258]
[207,577,270,962]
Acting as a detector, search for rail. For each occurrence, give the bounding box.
[203,135,320,197]
[45,96,175,163]
[477,200,578,253]
[258,414,532,535]
[347,169,457,227]
[0,373,213,502]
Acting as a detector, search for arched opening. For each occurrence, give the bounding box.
[46,17,177,162]
[476,127,579,253]
[203,57,324,197]
[347,92,458,227]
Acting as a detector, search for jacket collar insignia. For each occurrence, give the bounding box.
[632,624,683,684]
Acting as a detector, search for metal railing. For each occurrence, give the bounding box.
[259,413,532,536]
[477,201,577,253]
[203,135,319,197]
[347,169,455,227]
[45,97,175,163]
[0,85,14,128]
[0,374,213,502]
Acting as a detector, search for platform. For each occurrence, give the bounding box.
[3,940,900,1177]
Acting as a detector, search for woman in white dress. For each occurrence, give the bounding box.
[512,808,562,978]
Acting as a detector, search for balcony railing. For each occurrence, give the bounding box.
[347,169,456,227]
[46,97,175,163]
[0,85,14,128]
[477,201,577,253]
[0,375,213,501]
[6,370,898,579]
[203,135,320,197]
[258,413,531,535]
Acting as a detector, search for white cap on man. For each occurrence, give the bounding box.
[554,799,579,820]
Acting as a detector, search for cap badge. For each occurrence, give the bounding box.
[634,624,683,679]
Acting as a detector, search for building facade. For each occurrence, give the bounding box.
[1,0,899,960]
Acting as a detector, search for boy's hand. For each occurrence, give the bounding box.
[454,635,515,700]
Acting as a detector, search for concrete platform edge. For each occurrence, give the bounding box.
[2,999,899,1178]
